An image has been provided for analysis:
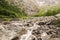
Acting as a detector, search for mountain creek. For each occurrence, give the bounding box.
[0,14,60,40]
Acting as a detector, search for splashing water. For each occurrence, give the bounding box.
[20,27,33,40]
[20,24,38,40]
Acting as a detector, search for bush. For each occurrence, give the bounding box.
[0,7,17,18]
[0,0,27,20]
[46,6,60,16]
[34,6,60,17]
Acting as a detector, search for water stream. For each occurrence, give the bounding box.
[20,24,38,40]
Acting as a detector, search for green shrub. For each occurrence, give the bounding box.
[46,6,60,16]
[34,6,60,17]
[0,7,16,18]
[0,0,27,20]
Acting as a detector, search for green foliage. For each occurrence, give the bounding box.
[0,7,17,18]
[0,0,27,20]
[34,6,60,17]
[34,7,46,17]
[46,6,60,16]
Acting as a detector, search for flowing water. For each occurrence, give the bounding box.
[20,24,38,40]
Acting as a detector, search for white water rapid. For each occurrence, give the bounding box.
[20,24,38,40]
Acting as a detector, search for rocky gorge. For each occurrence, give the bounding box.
[0,14,60,40]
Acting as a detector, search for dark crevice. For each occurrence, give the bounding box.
[38,38,42,40]
[12,37,19,40]
[37,22,46,25]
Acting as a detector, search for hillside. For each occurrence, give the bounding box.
[0,0,60,19]
[6,0,60,15]
[35,0,60,6]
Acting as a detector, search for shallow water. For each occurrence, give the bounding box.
[20,24,38,40]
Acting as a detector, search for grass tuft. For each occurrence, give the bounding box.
[34,6,60,17]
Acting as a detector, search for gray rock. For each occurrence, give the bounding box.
[0,14,60,40]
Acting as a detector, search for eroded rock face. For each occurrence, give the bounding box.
[0,14,60,40]
[5,0,39,15]
[5,0,60,15]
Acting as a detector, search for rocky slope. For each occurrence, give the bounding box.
[36,0,60,6]
[5,0,39,15]
[5,0,60,15]
[0,14,60,40]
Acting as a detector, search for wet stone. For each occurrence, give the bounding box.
[32,38,36,40]
[37,22,46,25]
[38,38,42,40]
